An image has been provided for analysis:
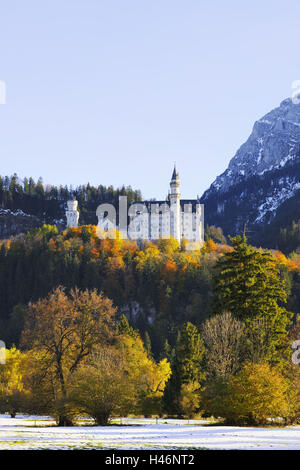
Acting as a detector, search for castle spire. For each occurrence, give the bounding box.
[171,164,179,182]
[170,165,180,196]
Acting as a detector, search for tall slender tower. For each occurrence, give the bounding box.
[169,165,181,242]
[66,199,79,228]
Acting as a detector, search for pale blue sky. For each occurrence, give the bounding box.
[0,0,299,199]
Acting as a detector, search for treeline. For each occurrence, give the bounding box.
[278,219,300,254]
[1,236,300,426]
[0,174,142,224]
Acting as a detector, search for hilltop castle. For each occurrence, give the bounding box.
[66,167,204,245]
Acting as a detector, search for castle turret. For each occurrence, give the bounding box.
[169,165,181,242]
[66,199,79,227]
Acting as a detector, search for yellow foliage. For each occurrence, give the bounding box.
[117,334,171,395]
[180,382,201,419]
[157,237,180,255]
[203,362,293,425]
[0,348,29,415]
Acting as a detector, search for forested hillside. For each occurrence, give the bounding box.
[0,174,142,237]
[2,224,300,359]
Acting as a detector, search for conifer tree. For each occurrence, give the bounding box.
[117,314,138,338]
[212,235,292,364]
[163,322,205,417]
[144,331,153,359]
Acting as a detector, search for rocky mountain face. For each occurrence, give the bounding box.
[201,98,300,247]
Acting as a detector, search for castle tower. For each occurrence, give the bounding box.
[66,199,79,228]
[169,165,181,242]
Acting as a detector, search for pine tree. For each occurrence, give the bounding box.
[117,314,138,338]
[162,322,205,417]
[212,235,293,365]
[144,331,153,359]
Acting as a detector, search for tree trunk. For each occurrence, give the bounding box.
[57,415,74,427]
[94,412,110,426]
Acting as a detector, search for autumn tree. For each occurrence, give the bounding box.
[205,225,226,245]
[201,312,245,379]
[22,350,64,419]
[202,362,296,425]
[179,382,201,421]
[157,237,180,255]
[0,348,28,417]
[116,330,171,417]
[69,346,135,425]
[21,286,116,425]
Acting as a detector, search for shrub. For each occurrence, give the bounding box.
[202,362,294,425]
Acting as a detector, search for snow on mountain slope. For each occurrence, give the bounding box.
[206,98,300,194]
[201,98,300,244]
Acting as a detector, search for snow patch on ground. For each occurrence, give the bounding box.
[1,415,300,450]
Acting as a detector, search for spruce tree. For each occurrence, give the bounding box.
[163,322,205,417]
[117,314,138,338]
[144,331,153,359]
[212,235,292,364]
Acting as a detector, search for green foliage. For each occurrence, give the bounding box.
[175,322,206,384]
[278,219,300,254]
[163,322,205,417]
[0,173,142,225]
[117,314,138,338]
[0,226,214,354]
[144,331,153,359]
[212,235,293,365]
[205,225,226,244]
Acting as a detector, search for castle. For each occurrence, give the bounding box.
[66,167,204,245]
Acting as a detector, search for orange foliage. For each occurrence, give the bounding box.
[161,260,178,282]
[203,239,217,253]
[49,239,56,251]
[91,247,99,259]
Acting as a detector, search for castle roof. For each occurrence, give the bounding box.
[171,165,179,182]
[131,199,200,212]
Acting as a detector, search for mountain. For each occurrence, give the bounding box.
[201,98,300,248]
